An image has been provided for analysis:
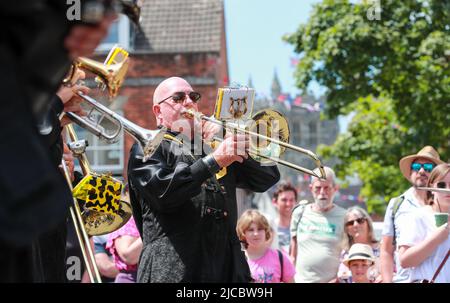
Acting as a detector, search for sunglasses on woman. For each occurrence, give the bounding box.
[345,217,367,227]
[436,182,450,189]
[411,162,434,173]
[157,91,202,105]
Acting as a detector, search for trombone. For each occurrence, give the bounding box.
[63,47,166,161]
[67,93,165,162]
[65,125,132,235]
[60,155,102,283]
[416,187,450,194]
[182,109,327,179]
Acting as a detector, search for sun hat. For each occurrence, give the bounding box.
[399,146,444,182]
[343,243,375,267]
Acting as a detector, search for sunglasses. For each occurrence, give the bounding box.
[436,182,450,189]
[345,217,367,227]
[411,162,435,173]
[157,91,201,105]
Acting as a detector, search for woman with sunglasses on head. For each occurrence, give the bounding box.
[398,163,450,283]
[332,206,381,283]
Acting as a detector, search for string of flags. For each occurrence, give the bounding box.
[255,91,324,112]
[298,190,365,203]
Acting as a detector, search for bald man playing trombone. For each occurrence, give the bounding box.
[127,77,280,283]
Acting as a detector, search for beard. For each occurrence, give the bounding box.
[413,175,429,187]
[315,198,331,210]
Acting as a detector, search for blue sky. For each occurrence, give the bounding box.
[224,0,324,97]
[224,0,351,131]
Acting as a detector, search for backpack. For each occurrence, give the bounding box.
[277,249,284,282]
[290,199,312,235]
[390,195,405,246]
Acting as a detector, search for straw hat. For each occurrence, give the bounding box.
[399,146,444,182]
[343,243,375,267]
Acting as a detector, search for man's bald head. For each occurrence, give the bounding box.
[153,77,191,106]
[152,77,198,134]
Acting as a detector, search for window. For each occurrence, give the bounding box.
[70,112,125,176]
[96,15,131,51]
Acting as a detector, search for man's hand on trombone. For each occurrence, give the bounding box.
[201,119,222,142]
[211,134,249,168]
[60,143,75,182]
[57,70,90,126]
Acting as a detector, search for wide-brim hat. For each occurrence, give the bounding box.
[343,243,375,267]
[399,146,444,182]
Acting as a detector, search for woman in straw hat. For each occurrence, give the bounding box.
[398,163,450,283]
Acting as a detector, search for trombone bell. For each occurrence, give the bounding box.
[72,172,132,236]
[182,109,327,180]
[64,56,129,99]
[247,109,289,164]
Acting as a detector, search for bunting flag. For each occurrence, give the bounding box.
[290,57,299,67]
[252,90,322,112]
[277,94,288,102]
[293,96,302,106]
[339,194,365,203]
[296,191,365,203]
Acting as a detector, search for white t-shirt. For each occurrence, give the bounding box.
[290,203,346,283]
[382,187,423,282]
[397,207,450,283]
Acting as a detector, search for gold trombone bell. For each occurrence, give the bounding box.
[64,55,129,98]
[182,109,327,180]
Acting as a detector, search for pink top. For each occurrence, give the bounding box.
[106,217,140,272]
[247,248,296,283]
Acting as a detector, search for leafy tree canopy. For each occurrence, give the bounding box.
[285,0,449,214]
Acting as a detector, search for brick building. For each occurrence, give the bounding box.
[80,0,229,177]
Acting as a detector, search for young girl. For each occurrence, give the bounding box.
[398,163,450,283]
[236,209,295,283]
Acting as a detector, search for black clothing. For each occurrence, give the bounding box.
[32,219,68,283]
[128,132,280,282]
[0,239,35,283]
[0,1,75,282]
[2,0,73,121]
[31,97,71,283]
[0,1,73,248]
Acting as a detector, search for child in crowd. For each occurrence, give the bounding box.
[340,243,376,283]
[236,209,295,283]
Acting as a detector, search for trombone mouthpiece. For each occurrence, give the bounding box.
[181,109,196,119]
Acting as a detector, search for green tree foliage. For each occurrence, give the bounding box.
[285,0,449,214]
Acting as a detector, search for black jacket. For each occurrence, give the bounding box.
[0,0,73,247]
[128,132,280,282]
